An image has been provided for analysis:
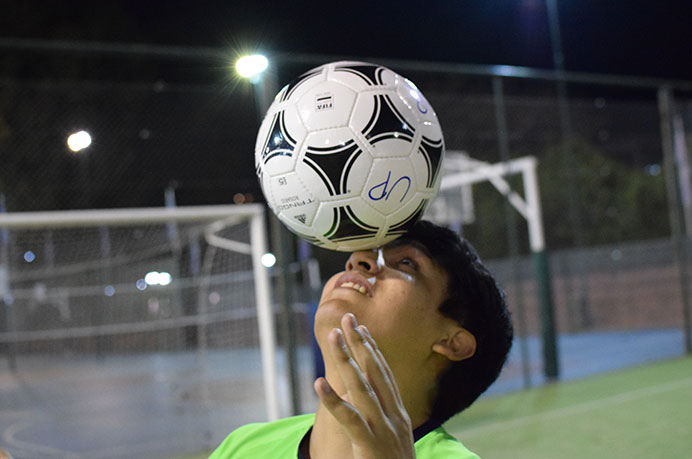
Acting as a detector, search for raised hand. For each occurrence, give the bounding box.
[314,313,416,459]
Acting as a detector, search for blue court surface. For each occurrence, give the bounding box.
[0,328,684,458]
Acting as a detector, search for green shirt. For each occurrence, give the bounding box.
[209,413,480,458]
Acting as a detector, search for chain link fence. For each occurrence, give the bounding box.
[1,41,691,457]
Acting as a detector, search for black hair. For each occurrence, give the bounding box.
[393,220,513,424]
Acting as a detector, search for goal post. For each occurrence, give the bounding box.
[0,204,280,423]
[438,151,559,380]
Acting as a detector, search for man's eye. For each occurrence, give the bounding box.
[398,257,418,270]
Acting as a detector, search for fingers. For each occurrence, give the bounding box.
[316,313,415,458]
[327,325,386,425]
[340,313,403,417]
[314,377,373,443]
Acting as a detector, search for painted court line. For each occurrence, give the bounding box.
[3,421,81,458]
[461,376,692,438]
[2,418,199,459]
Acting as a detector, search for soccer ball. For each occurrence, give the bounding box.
[254,61,445,251]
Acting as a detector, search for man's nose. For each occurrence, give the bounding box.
[345,250,381,275]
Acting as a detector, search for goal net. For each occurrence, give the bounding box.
[0,204,279,455]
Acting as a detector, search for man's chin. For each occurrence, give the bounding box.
[313,298,363,336]
[315,298,349,322]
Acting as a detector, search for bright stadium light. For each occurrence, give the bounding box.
[144,271,173,286]
[235,54,269,81]
[158,272,172,286]
[67,130,92,152]
[144,272,159,285]
[261,253,276,268]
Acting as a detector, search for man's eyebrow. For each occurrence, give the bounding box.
[385,239,433,260]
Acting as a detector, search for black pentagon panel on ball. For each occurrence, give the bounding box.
[303,141,363,196]
[418,136,444,188]
[260,111,297,164]
[386,199,429,237]
[362,95,415,145]
[323,205,379,242]
[280,69,323,102]
[333,63,386,86]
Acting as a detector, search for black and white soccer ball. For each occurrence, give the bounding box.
[255,61,445,251]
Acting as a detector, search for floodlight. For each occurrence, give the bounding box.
[236,55,269,80]
[144,271,173,286]
[144,272,159,285]
[67,130,92,152]
[158,272,172,286]
[261,253,276,268]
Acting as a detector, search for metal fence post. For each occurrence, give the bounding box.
[658,86,692,354]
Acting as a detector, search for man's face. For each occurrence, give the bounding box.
[315,241,453,380]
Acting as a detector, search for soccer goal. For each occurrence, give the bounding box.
[427,151,558,380]
[0,204,281,433]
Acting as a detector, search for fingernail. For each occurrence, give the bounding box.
[359,325,370,337]
[334,328,345,346]
[321,379,332,393]
[347,312,357,327]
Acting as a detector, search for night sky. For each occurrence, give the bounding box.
[0,0,690,270]
[1,0,691,80]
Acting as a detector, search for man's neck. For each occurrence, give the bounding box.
[309,404,352,459]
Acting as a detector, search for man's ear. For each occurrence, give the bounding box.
[432,328,476,362]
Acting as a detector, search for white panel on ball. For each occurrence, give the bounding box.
[277,69,326,105]
[258,169,276,214]
[328,62,398,89]
[363,157,417,216]
[349,91,377,134]
[302,127,354,150]
[297,81,357,131]
[396,78,443,142]
[269,172,319,227]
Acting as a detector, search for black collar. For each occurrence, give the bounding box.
[412,418,442,441]
[297,427,312,459]
[297,418,442,458]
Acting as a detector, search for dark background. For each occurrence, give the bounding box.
[0,0,690,256]
[2,0,691,80]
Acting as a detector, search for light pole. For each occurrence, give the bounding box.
[236,55,302,415]
[67,129,93,208]
[236,55,275,124]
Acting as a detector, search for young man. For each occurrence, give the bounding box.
[211,220,513,458]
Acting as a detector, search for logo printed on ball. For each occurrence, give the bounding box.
[416,100,428,114]
[368,171,412,203]
[315,93,334,111]
[277,195,314,212]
